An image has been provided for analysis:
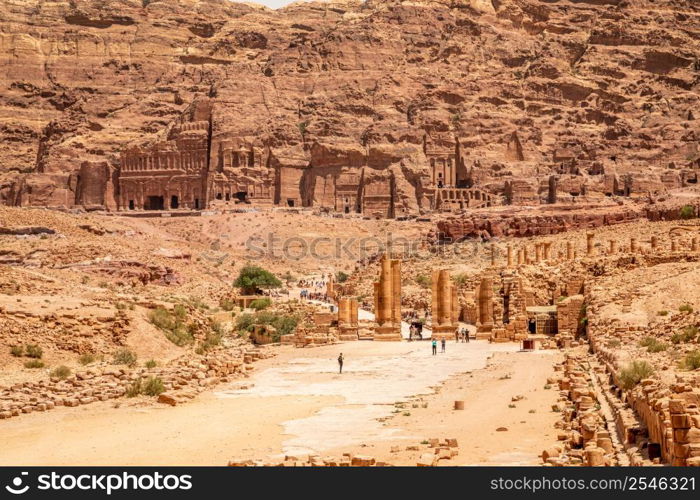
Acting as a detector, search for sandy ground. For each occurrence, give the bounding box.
[0,340,561,466]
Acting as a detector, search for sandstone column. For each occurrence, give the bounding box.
[630,237,637,253]
[651,235,658,251]
[566,241,573,260]
[373,254,402,341]
[507,245,513,267]
[586,233,594,256]
[693,238,698,252]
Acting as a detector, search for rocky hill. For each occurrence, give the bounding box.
[0,0,698,207]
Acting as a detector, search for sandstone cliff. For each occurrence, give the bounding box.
[0,0,698,208]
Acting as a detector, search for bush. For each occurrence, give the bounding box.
[50,365,71,379]
[113,348,137,366]
[10,345,23,357]
[235,313,255,333]
[220,298,235,311]
[145,359,157,369]
[249,298,271,310]
[234,310,298,341]
[658,310,669,316]
[335,271,349,283]
[415,274,431,289]
[639,336,668,353]
[606,339,621,348]
[165,324,195,346]
[671,326,698,344]
[143,376,165,396]
[233,265,282,295]
[78,353,96,365]
[126,378,143,397]
[680,205,695,220]
[149,306,194,346]
[25,344,43,359]
[24,359,45,369]
[681,351,700,371]
[618,361,654,390]
[679,304,694,313]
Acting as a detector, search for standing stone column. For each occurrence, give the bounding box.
[692,238,698,252]
[391,259,401,326]
[651,235,658,251]
[566,241,574,260]
[586,233,595,256]
[373,254,402,341]
[431,268,457,339]
[671,238,677,253]
[535,244,542,263]
[609,240,617,254]
[630,237,637,253]
[476,275,494,339]
[507,245,513,267]
[490,244,497,267]
[544,242,552,261]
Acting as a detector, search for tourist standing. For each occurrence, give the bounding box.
[441,337,446,353]
[432,339,437,355]
[338,353,344,374]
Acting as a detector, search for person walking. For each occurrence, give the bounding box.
[465,328,470,343]
[431,339,437,356]
[337,353,344,374]
[441,337,446,353]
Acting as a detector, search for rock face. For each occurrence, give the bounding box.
[0,0,698,212]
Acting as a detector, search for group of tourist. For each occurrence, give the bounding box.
[299,289,329,302]
[455,327,471,343]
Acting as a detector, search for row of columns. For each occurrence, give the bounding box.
[491,232,700,268]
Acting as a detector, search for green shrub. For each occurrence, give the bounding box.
[233,265,282,294]
[235,313,255,333]
[113,348,137,366]
[50,365,71,379]
[679,304,694,313]
[415,274,431,289]
[335,271,349,283]
[639,337,668,353]
[618,361,654,390]
[145,359,157,369]
[249,298,271,310]
[126,378,143,397]
[680,205,695,220]
[606,339,621,348]
[115,302,127,310]
[10,345,23,357]
[24,359,45,369]
[658,310,669,316]
[165,324,194,346]
[25,344,43,359]
[78,353,96,365]
[220,298,235,311]
[680,350,700,371]
[671,326,698,344]
[149,306,194,346]
[143,376,165,396]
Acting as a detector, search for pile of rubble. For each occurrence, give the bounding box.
[0,344,273,420]
[228,438,460,467]
[543,354,620,466]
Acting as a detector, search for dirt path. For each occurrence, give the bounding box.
[0,341,561,466]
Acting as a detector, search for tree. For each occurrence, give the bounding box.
[234,265,282,295]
